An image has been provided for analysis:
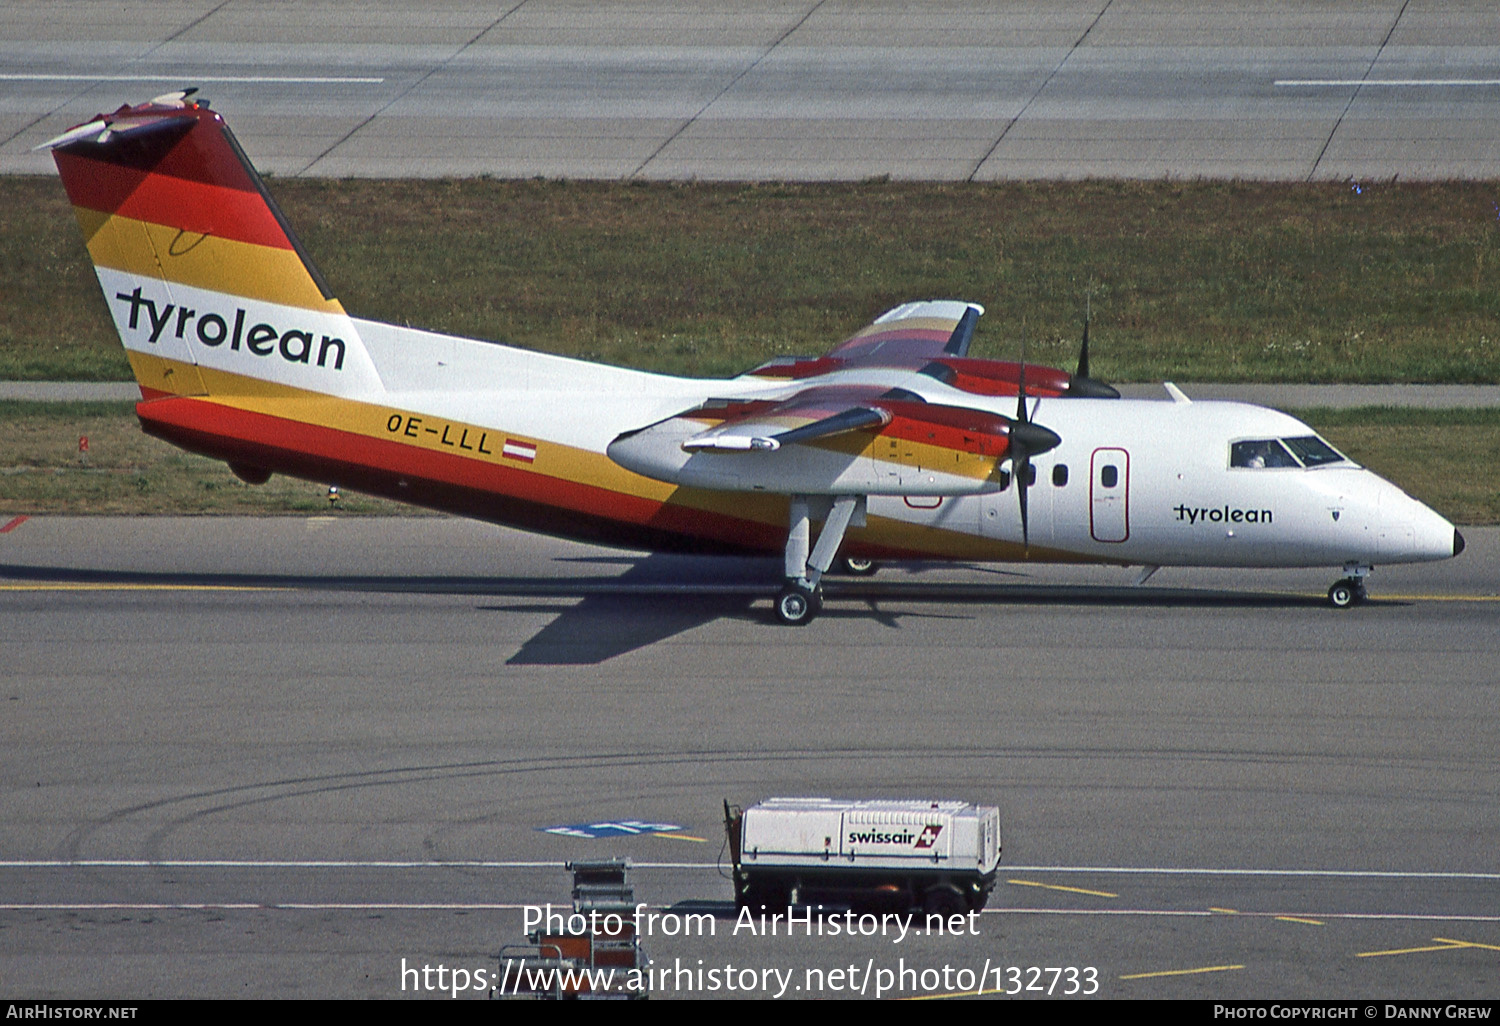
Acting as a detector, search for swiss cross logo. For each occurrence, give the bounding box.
[914,824,943,849]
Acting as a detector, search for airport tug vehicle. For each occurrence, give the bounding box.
[725,797,1002,916]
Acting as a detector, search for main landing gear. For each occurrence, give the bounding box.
[775,495,865,626]
[836,555,879,576]
[1327,564,1371,609]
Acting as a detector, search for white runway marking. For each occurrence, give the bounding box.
[4,860,1498,880]
[0,859,709,870]
[0,74,384,84]
[2,903,1497,923]
[1276,79,1500,88]
[1005,865,1500,881]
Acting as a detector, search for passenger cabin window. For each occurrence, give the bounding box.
[1100,465,1118,488]
[1283,435,1347,467]
[1052,464,1068,487]
[1231,439,1299,469]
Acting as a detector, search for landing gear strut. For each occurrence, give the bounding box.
[775,495,864,626]
[1327,564,1371,609]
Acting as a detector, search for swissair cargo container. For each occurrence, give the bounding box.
[724,797,1001,915]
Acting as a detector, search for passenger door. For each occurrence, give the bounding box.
[1090,447,1130,543]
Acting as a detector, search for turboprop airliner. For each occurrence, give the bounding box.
[40,92,1463,624]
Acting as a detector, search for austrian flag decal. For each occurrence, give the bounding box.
[502,438,537,463]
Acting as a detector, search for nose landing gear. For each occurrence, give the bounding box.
[1327,564,1371,609]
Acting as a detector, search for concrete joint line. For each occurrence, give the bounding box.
[969,0,1114,182]
[300,1,532,175]
[1308,0,1412,181]
[630,0,828,179]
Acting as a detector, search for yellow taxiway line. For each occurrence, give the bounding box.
[0,583,279,592]
[1120,964,1244,980]
[1359,937,1500,958]
[1008,879,1118,899]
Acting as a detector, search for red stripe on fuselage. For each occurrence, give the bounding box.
[878,401,1011,455]
[133,396,790,555]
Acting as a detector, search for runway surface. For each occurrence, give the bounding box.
[3,1,1499,180]
[1,516,1497,998]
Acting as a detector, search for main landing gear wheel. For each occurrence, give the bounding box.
[837,555,879,576]
[1327,578,1367,609]
[775,584,822,626]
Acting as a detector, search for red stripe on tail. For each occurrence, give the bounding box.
[56,151,294,250]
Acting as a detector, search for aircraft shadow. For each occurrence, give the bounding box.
[2,559,1360,666]
[493,593,759,665]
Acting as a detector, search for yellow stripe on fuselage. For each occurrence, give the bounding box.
[684,414,1002,482]
[75,208,342,315]
[140,357,1075,562]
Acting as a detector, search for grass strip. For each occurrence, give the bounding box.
[3,176,1499,383]
[0,401,419,516]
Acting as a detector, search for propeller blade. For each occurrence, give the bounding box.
[1078,311,1091,380]
[1007,420,1061,550]
[1015,447,1031,548]
[1067,301,1121,398]
[1016,324,1028,424]
[1011,324,1048,549]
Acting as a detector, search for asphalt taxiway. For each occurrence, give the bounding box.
[3,1,1499,179]
[1,516,1496,998]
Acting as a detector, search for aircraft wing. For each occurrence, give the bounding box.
[826,300,982,363]
[680,386,895,452]
[608,383,1017,496]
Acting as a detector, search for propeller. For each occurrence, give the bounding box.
[1009,326,1062,550]
[1067,299,1121,399]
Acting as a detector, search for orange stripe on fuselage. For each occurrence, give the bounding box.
[131,357,1038,561]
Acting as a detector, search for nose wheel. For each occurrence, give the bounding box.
[1327,566,1371,609]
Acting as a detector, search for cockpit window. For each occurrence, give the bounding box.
[1230,439,1300,469]
[1282,435,1347,467]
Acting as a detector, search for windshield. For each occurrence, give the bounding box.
[1230,439,1300,469]
[1282,435,1348,467]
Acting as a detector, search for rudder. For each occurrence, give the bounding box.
[42,91,378,399]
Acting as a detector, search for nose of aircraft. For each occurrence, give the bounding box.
[1376,476,1462,562]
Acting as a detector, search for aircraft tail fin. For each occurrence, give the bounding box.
[41,91,377,398]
